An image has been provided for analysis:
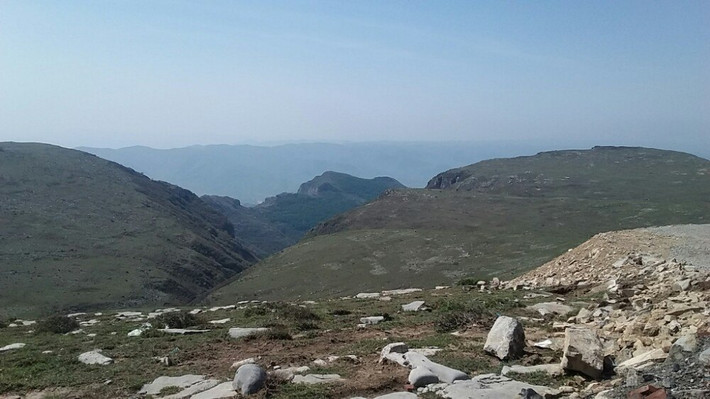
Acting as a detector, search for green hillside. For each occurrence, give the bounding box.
[0,143,258,317]
[209,147,709,302]
[203,171,404,257]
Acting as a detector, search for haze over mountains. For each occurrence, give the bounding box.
[211,146,710,302]
[2,143,709,319]
[80,141,569,204]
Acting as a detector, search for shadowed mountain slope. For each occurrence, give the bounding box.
[0,143,258,317]
[202,172,404,257]
[209,147,709,302]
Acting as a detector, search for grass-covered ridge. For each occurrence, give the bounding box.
[0,142,258,318]
[211,146,709,302]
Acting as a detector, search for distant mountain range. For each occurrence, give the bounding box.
[79,142,555,204]
[0,143,257,317]
[202,171,404,257]
[209,146,710,302]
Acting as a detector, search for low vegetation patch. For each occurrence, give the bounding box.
[153,311,202,329]
[433,299,493,333]
[36,315,79,334]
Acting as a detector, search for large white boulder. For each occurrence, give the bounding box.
[560,327,604,379]
[483,316,526,360]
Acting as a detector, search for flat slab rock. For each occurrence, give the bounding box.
[191,382,237,399]
[350,393,418,399]
[435,374,556,399]
[402,301,426,312]
[528,302,574,316]
[139,375,221,397]
[382,288,422,296]
[0,343,26,352]
[292,374,344,384]
[160,328,210,335]
[77,350,113,365]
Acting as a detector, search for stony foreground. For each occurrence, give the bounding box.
[0,225,708,398]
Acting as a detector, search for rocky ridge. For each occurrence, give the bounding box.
[500,224,710,397]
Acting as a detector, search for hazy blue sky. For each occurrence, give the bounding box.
[1,1,708,151]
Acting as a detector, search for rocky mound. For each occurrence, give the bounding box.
[502,224,710,398]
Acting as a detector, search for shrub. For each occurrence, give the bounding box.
[36,315,79,334]
[244,306,270,317]
[280,305,320,321]
[433,300,493,333]
[330,309,351,316]
[295,322,320,331]
[154,311,202,329]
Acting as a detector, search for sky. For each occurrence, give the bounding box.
[0,1,708,153]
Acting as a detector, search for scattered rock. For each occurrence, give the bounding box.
[139,375,216,396]
[380,342,409,365]
[436,374,556,398]
[408,367,439,387]
[532,339,554,349]
[404,351,468,384]
[230,357,257,369]
[484,316,526,360]
[529,302,574,316]
[356,292,381,299]
[292,374,344,384]
[381,288,422,296]
[0,343,25,352]
[360,316,385,325]
[209,318,230,324]
[698,347,710,366]
[159,328,209,335]
[228,327,268,339]
[190,382,237,399]
[77,350,113,366]
[616,349,667,371]
[561,327,604,379]
[402,301,425,312]
[233,364,266,394]
[501,363,563,377]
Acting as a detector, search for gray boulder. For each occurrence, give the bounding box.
[232,364,266,395]
[483,316,526,360]
[561,327,604,379]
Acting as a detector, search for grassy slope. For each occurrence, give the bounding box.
[0,143,257,318]
[203,172,404,257]
[209,147,709,302]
